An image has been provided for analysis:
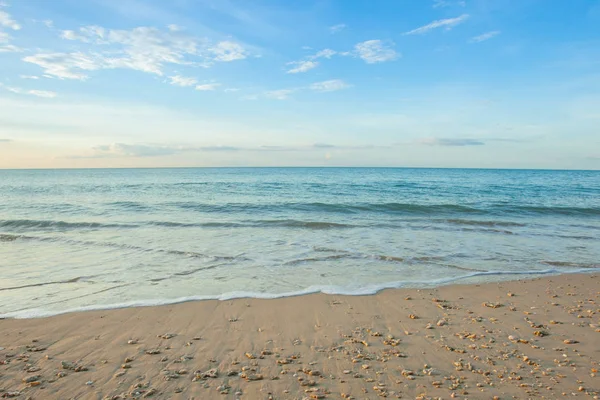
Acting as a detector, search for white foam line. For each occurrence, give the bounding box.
[2,268,598,319]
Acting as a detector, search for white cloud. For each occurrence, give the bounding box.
[470,30,501,43]
[20,75,40,80]
[224,88,240,92]
[169,75,198,87]
[0,84,57,98]
[310,79,351,92]
[0,44,20,52]
[209,41,247,61]
[432,0,466,8]
[0,9,20,30]
[404,14,469,35]
[417,137,484,146]
[329,24,346,34]
[92,143,179,158]
[310,49,336,59]
[264,89,294,100]
[27,90,57,98]
[23,52,101,80]
[26,25,250,80]
[285,48,337,73]
[43,19,54,28]
[60,30,90,42]
[195,83,220,91]
[167,24,182,32]
[286,60,318,74]
[354,40,398,63]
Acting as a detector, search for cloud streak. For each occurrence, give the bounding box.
[329,24,346,33]
[470,31,501,43]
[354,40,398,63]
[0,84,57,98]
[195,83,220,91]
[417,138,485,146]
[74,142,382,158]
[286,60,318,74]
[0,9,20,30]
[25,25,249,80]
[309,79,351,92]
[169,75,198,87]
[404,14,469,35]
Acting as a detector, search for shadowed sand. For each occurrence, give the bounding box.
[1,273,599,399]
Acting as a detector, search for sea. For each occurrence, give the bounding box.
[0,168,598,318]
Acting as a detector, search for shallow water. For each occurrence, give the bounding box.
[0,167,598,318]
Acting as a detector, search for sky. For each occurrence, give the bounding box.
[0,0,599,169]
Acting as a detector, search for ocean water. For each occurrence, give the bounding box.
[0,168,599,318]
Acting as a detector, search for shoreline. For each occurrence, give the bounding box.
[1,273,598,399]
[3,268,599,320]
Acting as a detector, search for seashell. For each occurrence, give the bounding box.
[22,375,41,383]
[158,333,176,339]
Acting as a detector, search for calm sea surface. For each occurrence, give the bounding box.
[0,168,598,318]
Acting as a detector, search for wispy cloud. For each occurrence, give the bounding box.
[432,0,466,8]
[195,83,221,91]
[417,137,485,146]
[209,41,248,61]
[354,40,399,63]
[285,48,337,73]
[27,90,58,98]
[470,30,501,43]
[60,29,90,42]
[72,142,381,158]
[0,138,12,143]
[0,9,20,30]
[169,75,198,87]
[404,14,469,35]
[19,75,40,80]
[23,52,101,80]
[310,79,351,92]
[264,89,295,100]
[310,49,337,59]
[329,23,346,34]
[91,143,179,158]
[0,5,20,52]
[25,25,249,80]
[0,84,57,98]
[286,60,318,74]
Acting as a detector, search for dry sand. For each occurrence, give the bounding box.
[1,273,598,400]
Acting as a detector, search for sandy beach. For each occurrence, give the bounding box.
[1,273,598,399]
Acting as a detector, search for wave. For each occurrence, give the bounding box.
[0,276,96,291]
[541,261,599,268]
[0,234,21,242]
[3,268,598,319]
[0,219,137,231]
[168,201,600,216]
[445,219,526,227]
[148,219,356,229]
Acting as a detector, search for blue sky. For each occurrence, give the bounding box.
[0,0,599,169]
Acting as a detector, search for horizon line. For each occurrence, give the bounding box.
[0,166,598,172]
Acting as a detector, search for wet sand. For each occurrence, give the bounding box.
[1,273,598,399]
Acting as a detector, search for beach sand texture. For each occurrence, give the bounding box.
[1,273,598,399]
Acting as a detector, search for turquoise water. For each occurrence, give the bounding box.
[0,168,599,318]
